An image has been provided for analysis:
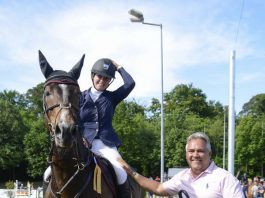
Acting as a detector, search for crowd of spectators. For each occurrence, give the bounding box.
[241,174,265,198]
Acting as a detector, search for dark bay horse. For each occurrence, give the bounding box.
[39,51,118,198]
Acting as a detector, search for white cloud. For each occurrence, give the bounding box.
[0,1,265,112]
[238,72,262,83]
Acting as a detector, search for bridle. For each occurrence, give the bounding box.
[43,79,92,198]
[43,79,80,134]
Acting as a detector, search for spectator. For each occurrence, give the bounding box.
[251,177,259,198]
[242,180,248,198]
[257,180,264,198]
[119,132,244,197]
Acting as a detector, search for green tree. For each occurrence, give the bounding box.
[237,94,265,177]
[24,83,44,116]
[148,98,161,119]
[23,117,49,178]
[164,84,219,118]
[206,117,224,166]
[160,84,224,169]
[0,97,26,169]
[239,94,265,116]
[0,90,27,108]
[114,100,160,176]
[23,83,49,178]
[236,115,265,177]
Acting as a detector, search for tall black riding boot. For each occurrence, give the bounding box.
[117,179,131,198]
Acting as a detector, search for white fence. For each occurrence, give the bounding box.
[0,188,43,198]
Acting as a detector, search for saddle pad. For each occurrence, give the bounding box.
[93,164,102,194]
[94,155,118,197]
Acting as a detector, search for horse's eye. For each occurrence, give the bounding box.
[45,91,51,97]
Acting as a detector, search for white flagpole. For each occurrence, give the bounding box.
[228,50,236,175]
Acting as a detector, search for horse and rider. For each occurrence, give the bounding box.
[39,51,243,198]
[40,51,140,198]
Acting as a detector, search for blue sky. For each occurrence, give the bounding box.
[0,0,264,113]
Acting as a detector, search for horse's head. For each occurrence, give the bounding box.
[39,50,85,149]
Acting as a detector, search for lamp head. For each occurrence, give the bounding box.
[129,9,144,22]
[130,17,144,23]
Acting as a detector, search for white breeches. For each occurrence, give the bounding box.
[91,139,127,185]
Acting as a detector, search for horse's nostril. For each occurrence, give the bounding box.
[71,128,75,136]
[48,123,53,132]
[55,125,61,135]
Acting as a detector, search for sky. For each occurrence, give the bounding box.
[0,0,265,113]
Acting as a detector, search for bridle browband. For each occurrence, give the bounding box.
[43,79,92,198]
[44,78,79,87]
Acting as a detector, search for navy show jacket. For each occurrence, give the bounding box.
[80,68,135,147]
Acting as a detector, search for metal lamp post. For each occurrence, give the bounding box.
[128,9,164,182]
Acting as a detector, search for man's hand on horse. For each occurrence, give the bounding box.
[117,158,137,177]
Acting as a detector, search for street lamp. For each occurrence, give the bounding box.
[128,9,165,182]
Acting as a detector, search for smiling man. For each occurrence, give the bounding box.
[119,132,244,198]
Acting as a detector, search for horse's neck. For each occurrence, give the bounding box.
[51,145,88,182]
[52,157,77,179]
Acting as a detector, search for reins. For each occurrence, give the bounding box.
[49,151,92,198]
[46,133,92,198]
[178,189,190,198]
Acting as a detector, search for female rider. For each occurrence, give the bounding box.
[80,58,135,198]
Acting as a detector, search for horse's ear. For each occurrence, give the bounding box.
[68,54,85,80]
[39,50,54,79]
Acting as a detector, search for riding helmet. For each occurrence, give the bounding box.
[91,58,116,79]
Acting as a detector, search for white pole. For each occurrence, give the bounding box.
[223,107,226,169]
[228,50,236,175]
[160,24,164,183]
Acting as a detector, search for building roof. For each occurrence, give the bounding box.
[167,167,187,178]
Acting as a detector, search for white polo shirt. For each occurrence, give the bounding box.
[162,161,244,198]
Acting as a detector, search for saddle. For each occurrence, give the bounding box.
[92,154,118,197]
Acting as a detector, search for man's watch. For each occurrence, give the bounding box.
[130,167,138,177]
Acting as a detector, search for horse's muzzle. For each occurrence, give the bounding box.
[55,123,78,148]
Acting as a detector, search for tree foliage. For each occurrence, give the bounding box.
[1,81,265,180]
[22,83,49,178]
[236,94,265,177]
[161,84,225,169]
[164,84,219,118]
[239,93,265,116]
[235,115,265,177]
[0,84,48,179]
[0,91,26,170]
[23,117,49,177]
[114,100,160,176]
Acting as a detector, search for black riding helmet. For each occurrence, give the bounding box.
[91,58,116,79]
